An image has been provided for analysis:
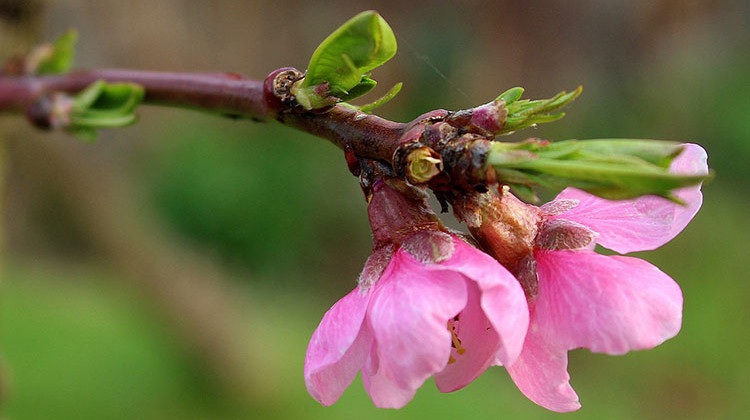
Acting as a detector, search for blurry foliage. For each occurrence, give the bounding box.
[701,58,750,183]
[141,117,370,286]
[1,266,220,419]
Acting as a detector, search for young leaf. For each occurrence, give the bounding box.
[339,75,378,101]
[496,87,524,105]
[292,11,397,109]
[358,82,402,113]
[73,81,143,114]
[488,139,710,201]
[35,29,78,75]
[67,80,145,141]
[496,86,582,135]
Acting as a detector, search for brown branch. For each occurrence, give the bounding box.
[0,67,504,199]
[1,70,268,116]
[0,69,409,162]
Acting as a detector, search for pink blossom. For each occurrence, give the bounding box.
[304,179,529,408]
[504,144,709,411]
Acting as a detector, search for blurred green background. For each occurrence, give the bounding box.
[1,0,748,418]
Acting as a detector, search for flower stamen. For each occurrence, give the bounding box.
[447,315,466,364]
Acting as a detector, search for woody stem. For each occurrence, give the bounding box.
[0,68,408,162]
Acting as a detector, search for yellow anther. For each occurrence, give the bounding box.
[451,332,466,355]
[447,317,467,359]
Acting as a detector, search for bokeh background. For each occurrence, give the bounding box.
[1,0,748,418]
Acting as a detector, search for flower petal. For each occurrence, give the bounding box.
[362,346,418,408]
[668,143,708,240]
[505,318,581,412]
[434,281,499,393]
[367,248,468,394]
[304,287,373,405]
[534,250,683,355]
[435,238,529,366]
[551,143,707,254]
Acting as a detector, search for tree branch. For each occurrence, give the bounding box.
[0,69,409,163]
[1,70,268,116]
[4,68,631,200]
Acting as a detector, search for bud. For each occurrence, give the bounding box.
[263,67,304,113]
[496,86,582,135]
[290,11,397,110]
[442,87,581,139]
[27,80,144,142]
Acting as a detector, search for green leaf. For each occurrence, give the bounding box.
[292,11,397,109]
[509,184,538,202]
[36,29,77,75]
[72,80,106,110]
[488,139,709,201]
[305,11,396,93]
[67,80,144,141]
[496,86,582,135]
[496,87,524,105]
[73,114,138,128]
[338,75,378,101]
[72,80,144,115]
[357,82,402,113]
[559,139,684,167]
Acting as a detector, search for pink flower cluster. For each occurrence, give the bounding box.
[304,144,707,411]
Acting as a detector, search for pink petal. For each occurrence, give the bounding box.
[505,316,581,412]
[671,143,709,175]
[362,347,418,408]
[304,287,373,405]
[551,143,708,254]
[366,248,468,395]
[434,238,529,366]
[534,250,683,355]
[669,143,708,240]
[434,281,499,393]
